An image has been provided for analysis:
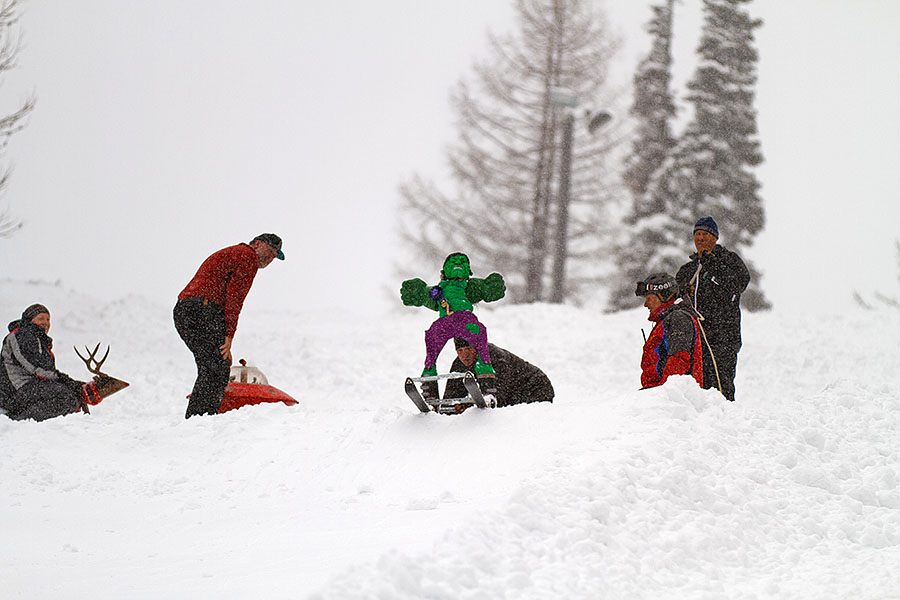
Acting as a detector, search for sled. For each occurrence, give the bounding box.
[405,371,496,415]
[218,359,298,414]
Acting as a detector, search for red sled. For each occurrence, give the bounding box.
[217,359,299,414]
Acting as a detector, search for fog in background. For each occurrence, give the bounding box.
[0,0,897,314]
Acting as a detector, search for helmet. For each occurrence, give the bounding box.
[635,273,677,302]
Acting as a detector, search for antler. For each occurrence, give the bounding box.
[74,343,110,375]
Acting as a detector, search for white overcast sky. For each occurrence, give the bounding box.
[0,0,897,315]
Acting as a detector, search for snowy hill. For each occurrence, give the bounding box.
[1,279,898,599]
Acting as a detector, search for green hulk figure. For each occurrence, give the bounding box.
[400,253,505,384]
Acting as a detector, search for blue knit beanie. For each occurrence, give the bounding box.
[693,216,719,238]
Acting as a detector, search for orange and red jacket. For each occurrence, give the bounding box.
[640,298,704,389]
[178,243,259,338]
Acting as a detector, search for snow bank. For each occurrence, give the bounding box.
[1,279,898,599]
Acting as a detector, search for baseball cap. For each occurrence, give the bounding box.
[252,233,284,260]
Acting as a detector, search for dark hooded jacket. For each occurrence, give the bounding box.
[676,244,750,347]
[444,343,553,407]
[0,320,82,417]
[1,320,59,392]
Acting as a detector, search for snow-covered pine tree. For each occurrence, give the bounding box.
[607,0,678,311]
[397,0,625,304]
[623,0,676,208]
[646,0,770,310]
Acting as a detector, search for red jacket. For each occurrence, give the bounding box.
[178,243,259,337]
[641,299,703,389]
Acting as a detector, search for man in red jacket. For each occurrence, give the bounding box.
[637,273,703,390]
[174,233,284,418]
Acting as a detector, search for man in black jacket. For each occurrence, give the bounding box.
[441,338,554,408]
[675,217,750,401]
[0,304,87,421]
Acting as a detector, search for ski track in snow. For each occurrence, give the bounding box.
[1,279,899,599]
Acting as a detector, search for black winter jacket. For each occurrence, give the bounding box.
[676,244,750,347]
[0,320,64,402]
[444,343,553,407]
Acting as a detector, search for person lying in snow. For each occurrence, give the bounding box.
[637,273,704,391]
[400,253,505,398]
[0,304,94,421]
[434,337,553,408]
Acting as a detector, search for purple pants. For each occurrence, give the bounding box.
[423,310,491,369]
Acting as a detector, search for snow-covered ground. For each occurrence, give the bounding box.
[1,278,898,599]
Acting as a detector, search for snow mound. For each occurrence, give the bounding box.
[1,280,898,599]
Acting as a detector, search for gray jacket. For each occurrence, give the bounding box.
[1,320,60,395]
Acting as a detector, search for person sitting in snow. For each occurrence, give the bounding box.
[400,253,505,398]
[637,273,704,390]
[0,304,95,421]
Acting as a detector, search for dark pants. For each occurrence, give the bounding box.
[701,341,740,402]
[7,380,82,421]
[174,298,231,418]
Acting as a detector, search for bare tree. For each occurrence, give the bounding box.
[622,0,676,209]
[397,0,625,303]
[0,0,36,237]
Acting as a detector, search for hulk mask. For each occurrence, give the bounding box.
[442,253,472,280]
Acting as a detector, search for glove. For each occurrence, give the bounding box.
[81,381,103,405]
[698,249,720,272]
[481,272,506,302]
[55,370,86,389]
[400,278,430,307]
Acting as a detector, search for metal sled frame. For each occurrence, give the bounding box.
[405,371,496,414]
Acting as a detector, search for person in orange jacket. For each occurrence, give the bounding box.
[637,273,703,390]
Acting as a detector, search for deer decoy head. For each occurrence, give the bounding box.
[73,343,129,400]
[75,343,110,375]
